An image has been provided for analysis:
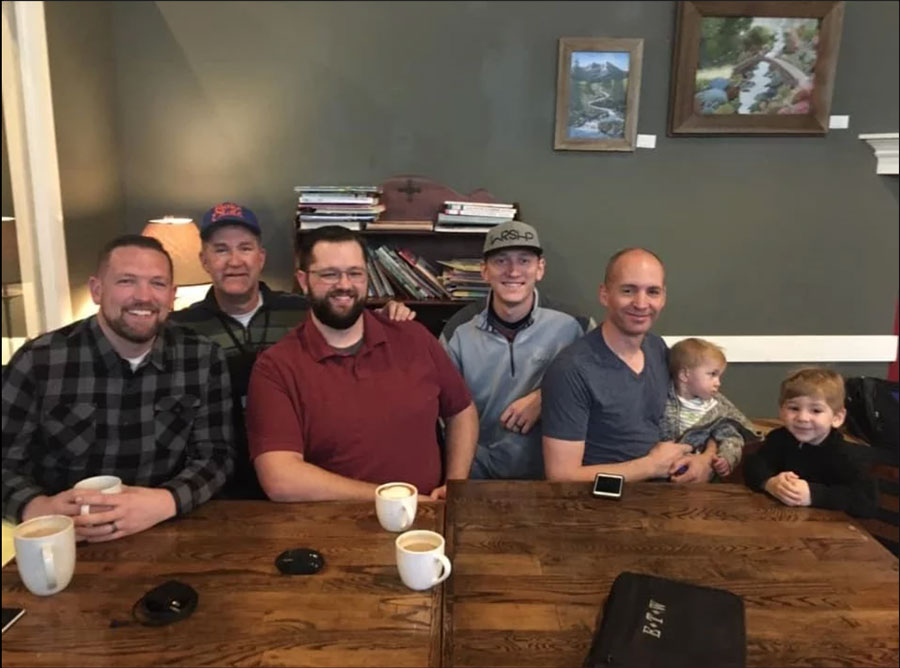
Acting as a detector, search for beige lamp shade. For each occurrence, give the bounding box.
[141,217,209,286]
[2,217,22,285]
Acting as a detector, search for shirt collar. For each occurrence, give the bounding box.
[299,308,388,362]
[677,393,717,412]
[477,288,540,331]
[87,315,167,372]
[591,328,656,368]
[202,281,272,315]
[786,426,843,448]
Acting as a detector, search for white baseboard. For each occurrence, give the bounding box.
[662,335,898,363]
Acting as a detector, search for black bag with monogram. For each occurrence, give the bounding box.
[582,572,746,668]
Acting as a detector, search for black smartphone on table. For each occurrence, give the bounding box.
[2,607,25,634]
[592,473,624,499]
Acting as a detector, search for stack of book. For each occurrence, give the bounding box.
[295,186,385,231]
[434,201,516,233]
[437,258,490,300]
[366,218,434,232]
[365,243,453,301]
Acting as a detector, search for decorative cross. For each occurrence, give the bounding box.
[397,179,421,202]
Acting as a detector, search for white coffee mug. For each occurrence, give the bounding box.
[395,529,452,591]
[73,475,122,516]
[375,482,417,532]
[13,515,76,596]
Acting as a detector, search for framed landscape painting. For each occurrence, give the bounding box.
[554,37,644,151]
[668,1,845,135]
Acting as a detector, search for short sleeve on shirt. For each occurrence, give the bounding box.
[541,351,592,441]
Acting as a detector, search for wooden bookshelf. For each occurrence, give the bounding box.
[295,227,486,336]
[361,228,485,236]
[367,297,477,307]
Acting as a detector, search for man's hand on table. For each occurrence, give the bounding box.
[73,486,177,542]
[644,441,693,478]
[669,450,715,484]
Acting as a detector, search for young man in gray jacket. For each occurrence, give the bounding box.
[440,220,594,479]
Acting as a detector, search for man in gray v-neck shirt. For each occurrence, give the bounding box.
[542,248,692,482]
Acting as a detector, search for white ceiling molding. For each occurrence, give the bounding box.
[859,133,899,175]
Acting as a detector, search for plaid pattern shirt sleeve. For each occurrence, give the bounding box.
[157,338,234,515]
[2,345,49,521]
[1,318,235,522]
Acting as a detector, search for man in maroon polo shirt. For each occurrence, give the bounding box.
[246,226,479,501]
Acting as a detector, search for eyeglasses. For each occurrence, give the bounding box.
[308,268,368,284]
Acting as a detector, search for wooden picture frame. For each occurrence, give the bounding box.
[554,37,644,151]
[668,1,845,136]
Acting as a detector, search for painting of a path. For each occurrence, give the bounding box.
[566,51,630,139]
[695,17,820,116]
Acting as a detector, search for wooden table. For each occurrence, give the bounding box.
[2,500,444,667]
[442,481,900,668]
[6,483,898,667]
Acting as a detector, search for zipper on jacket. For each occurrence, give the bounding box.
[508,339,516,377]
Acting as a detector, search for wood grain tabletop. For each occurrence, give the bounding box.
[442,480,899,668]
[5,483,897,667]
[2,500,445,667]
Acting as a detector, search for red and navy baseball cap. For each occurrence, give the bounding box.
[200,202,261,240]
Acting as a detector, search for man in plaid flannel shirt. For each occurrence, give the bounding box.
[2,235,233,542]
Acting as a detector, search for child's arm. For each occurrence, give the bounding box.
[660,396,681,442]
[715,392,755,433]
[743,431,786,492]
[704,399,753,478]
[805,446,878,518]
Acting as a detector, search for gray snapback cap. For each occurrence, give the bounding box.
[483,220,542,255]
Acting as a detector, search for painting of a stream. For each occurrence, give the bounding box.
[694,16,820,115]
[566,51,630,139]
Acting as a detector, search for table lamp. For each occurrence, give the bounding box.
[141,216,211,309]
[2,216,24,361]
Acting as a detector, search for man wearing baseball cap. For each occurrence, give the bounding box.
[170,202,413,498]
[440,220,595,479]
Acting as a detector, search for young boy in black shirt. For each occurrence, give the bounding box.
[744,368,877,518]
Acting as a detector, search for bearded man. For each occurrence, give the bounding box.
[170,202,414,499]
[2,235,233,541]
[246,226,478,501]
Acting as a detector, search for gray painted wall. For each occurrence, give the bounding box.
[39,1,899,415]
[46,0,126,318]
